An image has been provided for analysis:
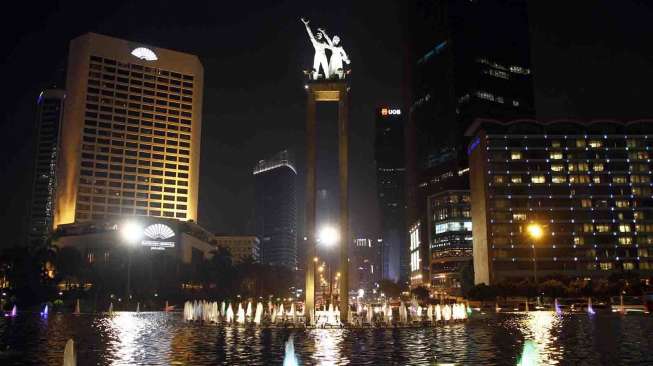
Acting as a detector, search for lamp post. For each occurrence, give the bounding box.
[318,225,339,306]
[121,221,143,302]
[526,223,544,283]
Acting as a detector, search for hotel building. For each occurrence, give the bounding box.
[53,32,203,228]
[468,119,653,285]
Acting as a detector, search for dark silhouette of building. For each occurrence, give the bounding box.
[374,106,406,282]
[401,0,535,288]
[27,89,65,246]
[254,150,297,269]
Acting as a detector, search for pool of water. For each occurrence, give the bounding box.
[0,311,651,365]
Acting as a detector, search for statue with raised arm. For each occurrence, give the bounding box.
[319,28,350,80]
[301,18,330,80]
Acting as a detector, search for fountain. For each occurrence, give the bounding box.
[226,303,234,323]
[398,302,408,325]
[271,305,278,324]
[525,299,529,312]
[246,301,253,322]
[254,302,263,325]
[282,335,299,366]
[40,304,48,317]
[435,304,442,322]
[517,340,538,366]
[289,303,296,325]
[495,302,501,313]
[236,303,246,324]
[554,298,561,315]
[108,302,114,316]
[221,301,226,318]
[136,302,140,313]
[366,304,373,325]
[5,305,17,317]
[427,305,433,323]
[587,297,595,315]
[74,299,81,315]
[442,304,451,322]
[63,338,76,366]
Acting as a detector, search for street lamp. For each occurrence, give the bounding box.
[121,221,143,302]
[317,225,340,306]
[526,223,545,283]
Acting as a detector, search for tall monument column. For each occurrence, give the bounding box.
[304,81,350,325]
[305,93,317,326]
[300,16,352,325]
[337,92,349,322]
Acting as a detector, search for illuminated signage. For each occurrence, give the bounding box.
[380,108,401,116]
[131,47,158,61]
[141,223,175,250]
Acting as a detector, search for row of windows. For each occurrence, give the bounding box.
[88,74,194,97]
[493,174,652,185]
[505,150,650,161]
[86,86,192,105]
[77,199,186,210]
[488,136,653,149]
[80,150,189,167]
[89,55,194,81]
[86,101,192,116]
[76,210,186,221]
[88,96,192,114]
[82,135,191,153]
[89,64,194,87]
[80,168,189,185]
[85,102,192,126]
[83,125,191,142]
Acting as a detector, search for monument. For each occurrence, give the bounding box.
[301,17,351,325]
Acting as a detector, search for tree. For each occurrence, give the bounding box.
[539,279,567,299]
[378,279,403,299]
[466,283,497,302]
[410,286,430,303]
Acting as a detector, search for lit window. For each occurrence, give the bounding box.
[552,175,566,183]
[595,224,610,233]
[600,262,613,270]
[573,236,584,245]
[550,152,563,159]
[619,224,631,233]
[576,139,586,148]
[618,237,632,245]
[511,176,522,183]
[551,164,564,172]
[511,151,522,160]
[551,140,561,148]
[531,175,545,184]
[589,140,603,148]
[581,199,592,208]
[613,176,627,184]
[615,200,630,208]
[513,213,527,221]
[493,175,506,184]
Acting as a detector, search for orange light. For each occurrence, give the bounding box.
[381,108,388,116]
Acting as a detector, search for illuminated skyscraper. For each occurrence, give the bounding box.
[374,106,406,282]
[254,150,297,269]
[28,89,65,245]
[53,33,203,227]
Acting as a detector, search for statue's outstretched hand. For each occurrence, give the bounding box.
[301,18,309,25]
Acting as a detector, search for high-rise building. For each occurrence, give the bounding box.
[53,33,203,228]
[28,89,66,245]
[254,150,297,269]
[401,0,534,289]
[374,106,406,282]
[428,189,472,296]
[468,119,653,284]
[350,238,382,291]
[214,235,260,264]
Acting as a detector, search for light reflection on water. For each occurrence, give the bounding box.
[0,311,651,365]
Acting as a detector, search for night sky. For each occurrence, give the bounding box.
[3,1,653,247]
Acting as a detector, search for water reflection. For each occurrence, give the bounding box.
[0,312,651,365]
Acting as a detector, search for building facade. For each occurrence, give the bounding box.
[427,190,472,296]
[374,106,406,282]
[53,32,203,228]
[350,238,382,292]
[468,119,653,285]
[28,89,66,246]
[254,150,297,269]
[214,235,260,263]
[401,0,534,289]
